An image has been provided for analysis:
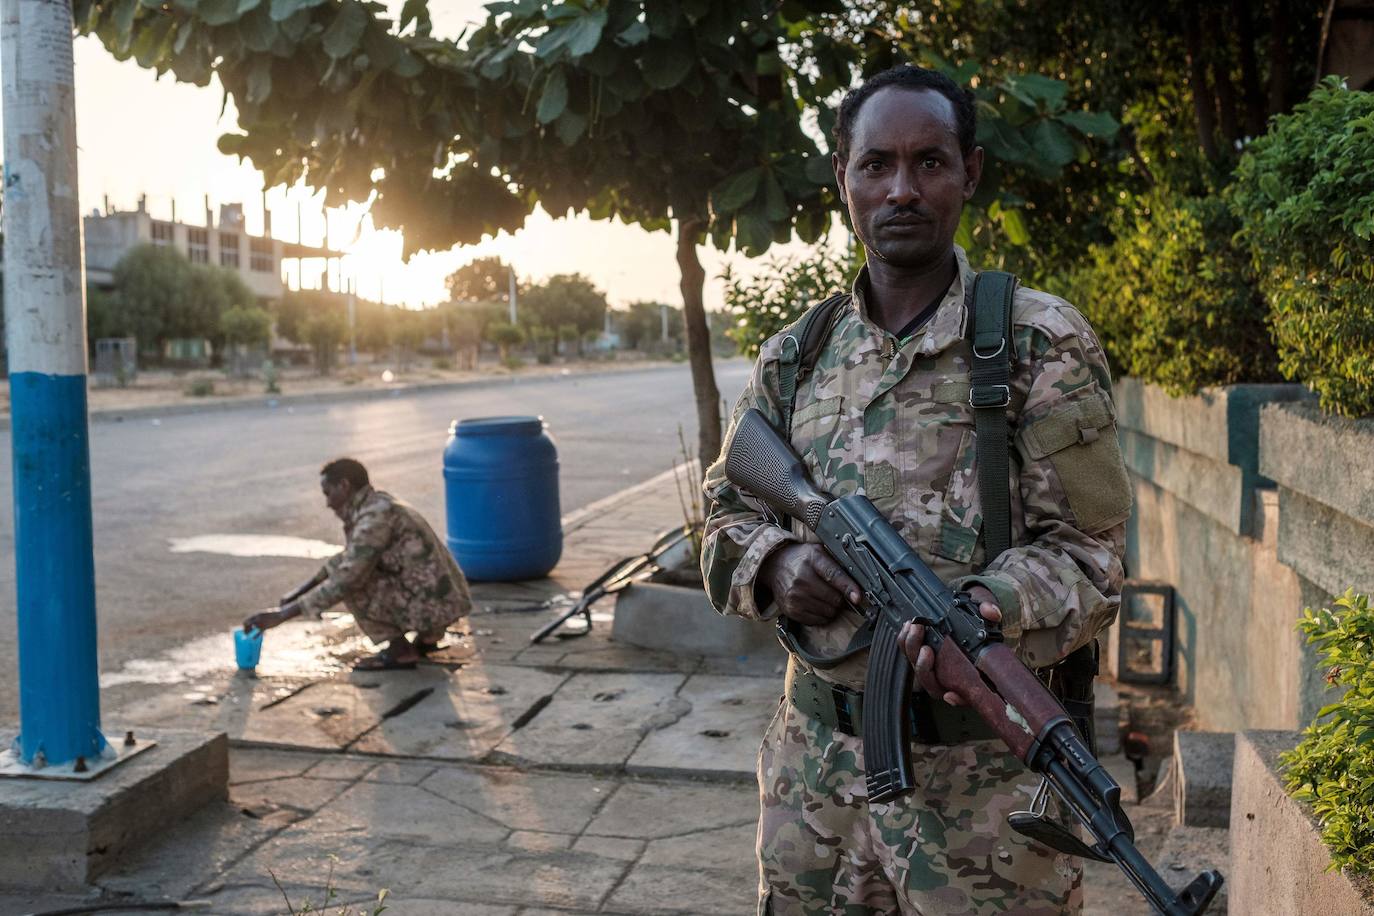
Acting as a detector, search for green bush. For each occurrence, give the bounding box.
[1230,78,1374,416]
[184,378,215,397]
[1282,590,1374,873]
[1063,189,1279,394]
[722,248,859,359]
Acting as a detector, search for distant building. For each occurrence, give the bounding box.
[83,197,341,304]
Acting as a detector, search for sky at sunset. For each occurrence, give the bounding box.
[0,1,846,312]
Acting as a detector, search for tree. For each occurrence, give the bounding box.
[520,274,607,339]
[191,266,255,354]
[618,301,682,352]
[487,322,525,363]
[220,304,272,348]
[447,256,511,303]
[76,0,1134,462]
[302,308,347,375]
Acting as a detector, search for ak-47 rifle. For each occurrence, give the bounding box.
[724,408,1222,916]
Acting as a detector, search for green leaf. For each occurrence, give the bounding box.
[199,0,242,26]
[392,49,423,78]
[617,21,649,46]
[803,155,834,186]
[736,211,773,254]
[246,58,273,104]
[399,0,431,35]
[1029,119,1077,169]
[563,9,607,57]
[1001,208,1030,245]
[712,167,762,213]
[269,0,327,22]
[955,210,975,249]
[537,68,569,124]
[322,0,368,59]
[1058,110,1119,139]
[555,110,587,145]
[239,6,278,52]
[1003,73,1068,112]
[640,44,694,90]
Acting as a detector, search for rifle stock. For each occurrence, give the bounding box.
[723,408,1223,916]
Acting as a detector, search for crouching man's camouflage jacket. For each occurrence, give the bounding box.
[701,246,1133,691]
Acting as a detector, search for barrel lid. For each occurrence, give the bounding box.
[451,415,545,437]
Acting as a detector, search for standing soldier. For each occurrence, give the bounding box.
[245,458,472,670]
[701,65,1132,914]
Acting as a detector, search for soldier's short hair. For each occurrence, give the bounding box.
[833,65,977,163]
[321,457,369,490]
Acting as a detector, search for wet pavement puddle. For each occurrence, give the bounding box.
[167,534,341,559]
[101,614,366,687]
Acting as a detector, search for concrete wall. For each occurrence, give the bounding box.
[1114,379,1331,731]
[1229,730,1374,914]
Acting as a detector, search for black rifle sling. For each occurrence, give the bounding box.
[967,270,1018,562]
[778,292,850,439]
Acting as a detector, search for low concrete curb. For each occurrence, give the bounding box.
[1174,730,1234,828]
[1229,729,1374,914]
[0,729,227,891]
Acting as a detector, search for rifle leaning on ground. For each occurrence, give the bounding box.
[529,525,692,644]
[724,408,1223,916]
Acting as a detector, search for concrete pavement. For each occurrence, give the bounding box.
[3,462,1167,915]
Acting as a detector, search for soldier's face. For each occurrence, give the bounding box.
[321,476,352,519]
[833,87,982,270]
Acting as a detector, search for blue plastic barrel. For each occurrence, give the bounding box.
[444,415,562,581]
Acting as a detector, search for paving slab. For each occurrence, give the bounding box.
[303,756,379,781]
[638,821,758,874]
[585,779,759,840]
[351,664,568,761]
[491,672,689,770]
[220,831,629,911]
[305,780,511,845]
[241,668,451,751]
[364,761,438,785]
[229,748,318,785]
[96,800,281,900]
[605,862,756,916]
[629,674,780,779]
[420,765,612,835]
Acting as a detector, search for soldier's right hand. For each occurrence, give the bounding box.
[758,543,863,626]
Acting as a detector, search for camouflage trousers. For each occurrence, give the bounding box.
[757,699,1082,915]
[345,591,461,646]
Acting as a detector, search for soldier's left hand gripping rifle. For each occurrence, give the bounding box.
[724,408,1223,916]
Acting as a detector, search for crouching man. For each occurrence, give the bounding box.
[245,457,472,671]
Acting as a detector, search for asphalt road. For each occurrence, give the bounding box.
[0,360,752,723]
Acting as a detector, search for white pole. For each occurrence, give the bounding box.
[508,266,517,324]
[2,0,104,767]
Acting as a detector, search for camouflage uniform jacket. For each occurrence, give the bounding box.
[702,246,1132,691]
[300,486,472,627]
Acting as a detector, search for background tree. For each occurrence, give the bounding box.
[106,244,193,353]
[446,256,512,304]
[520,274,608,341]
[302,307,347,375]
[618,301,683,352]
[487,322,526,363]
[220,304,274,376]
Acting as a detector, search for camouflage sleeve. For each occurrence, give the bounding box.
[953,304,1132,669]
[700,354,801,621]
[299,505,394,617]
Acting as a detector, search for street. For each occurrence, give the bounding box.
[0,360,752,723]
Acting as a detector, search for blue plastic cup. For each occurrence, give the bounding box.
[235,627,264,670]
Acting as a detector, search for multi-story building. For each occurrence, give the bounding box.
[83,197,340,303]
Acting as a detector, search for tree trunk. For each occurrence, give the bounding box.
[1205,5,1242,147]
[1232,0,1268,136]
[676,218,722,470]
[1267,0,1293,116]
[1183,1,1222,159]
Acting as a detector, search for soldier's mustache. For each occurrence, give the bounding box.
[879,205,935,225]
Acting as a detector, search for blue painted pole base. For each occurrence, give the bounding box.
[10,372,105,766]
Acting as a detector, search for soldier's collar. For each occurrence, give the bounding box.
[849,246,975,357]
[346,485,374,520]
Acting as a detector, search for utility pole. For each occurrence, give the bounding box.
[347,277,357,366]
[2,0,105,768]
[661,303,669,343]
[507,265,518,324]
